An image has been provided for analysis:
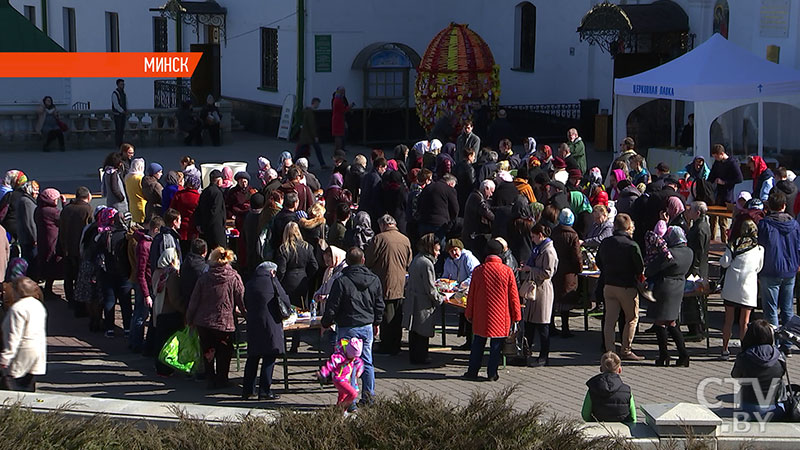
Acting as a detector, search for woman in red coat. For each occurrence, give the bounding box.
[463,239,521,382]
[170,173,201,255]
[331,86,351,151]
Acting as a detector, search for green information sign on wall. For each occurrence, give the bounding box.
[315,35,332,72]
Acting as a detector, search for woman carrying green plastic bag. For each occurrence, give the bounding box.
[159,326,201,374]
[152,247,193,375]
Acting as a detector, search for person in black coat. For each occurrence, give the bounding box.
[462,180,495,260]
[646,226,693,367]
[731,319,787,421]
[242,261,289,401]
[454,149,477,214]
[379,170,408,234]
[492,178,519,207]
[180,239,208,307]
[276,222,318,310]
[416,174,459,241]
[270,192,299,251]
[359,158,386,220]
[242,194,266,276]
[194,170,227,249]
[344,157,366,205]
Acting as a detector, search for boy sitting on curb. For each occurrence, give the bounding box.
[581,352,637,422]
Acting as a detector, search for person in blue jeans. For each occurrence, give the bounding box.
[757,191,800,355]
[321,247,384,407]
[129,217,163,352]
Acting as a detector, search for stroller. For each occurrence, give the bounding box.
[775,316,800,422]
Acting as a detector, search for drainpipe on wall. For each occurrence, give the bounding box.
[293,0,305,137]
[40,0,47,34]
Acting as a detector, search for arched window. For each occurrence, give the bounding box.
[514,2,536,71]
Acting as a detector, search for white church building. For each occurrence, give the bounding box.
[4,0,800,156]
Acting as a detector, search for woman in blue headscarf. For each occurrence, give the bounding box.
[551,208,582,337]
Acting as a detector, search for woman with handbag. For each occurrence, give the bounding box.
[37,96,65,152]
[520,223,559,367]
[242,261,290,401]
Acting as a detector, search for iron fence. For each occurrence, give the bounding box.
[154,79,192,109]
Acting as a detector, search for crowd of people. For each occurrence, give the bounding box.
[0,114,798,420]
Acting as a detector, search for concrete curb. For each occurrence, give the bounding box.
[0,391,278,426]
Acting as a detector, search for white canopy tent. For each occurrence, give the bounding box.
[613,33,800,162]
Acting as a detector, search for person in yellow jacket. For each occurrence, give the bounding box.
[124,157,147,224]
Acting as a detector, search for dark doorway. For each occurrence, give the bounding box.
[190,43,220,103]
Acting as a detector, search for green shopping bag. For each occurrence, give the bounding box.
[158,326,201,374]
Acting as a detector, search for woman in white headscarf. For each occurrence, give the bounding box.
[151,247,184,376]
[125,158,147,224]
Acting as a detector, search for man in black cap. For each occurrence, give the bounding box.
[194,169,227,249]
[649,162,671,191]
[243,192,266,275]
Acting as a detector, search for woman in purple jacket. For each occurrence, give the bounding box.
[186,247,245,389]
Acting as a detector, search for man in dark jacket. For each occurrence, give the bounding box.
[708,144,743,243]
[58,186,93,312]
[271,192,298,251]
[417,173,459,243]
[456,120,481,161]
[775,166,798,209]
[462,180,495,260]
[758,191,800,354]
[180,238,208,307]
[358,157,387,220]
[243,193,266,276]
[260,168,282,198]
[684,201,711,338]
[596,214,645,361]
[322,247,384,405]
[150,208,182,272]
[194,169,227,249]
[454,149,477,214]
[278,166,314,213]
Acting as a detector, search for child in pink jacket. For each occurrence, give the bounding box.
[318,337,364,411]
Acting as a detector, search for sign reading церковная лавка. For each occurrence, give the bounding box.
[632,84,675,96]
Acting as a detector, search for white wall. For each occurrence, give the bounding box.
[8,0,177,110]
[6,0,800,119]
[220,1,297,106]
[300,0,611,111]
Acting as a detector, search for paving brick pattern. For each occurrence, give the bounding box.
[38,281,800,421]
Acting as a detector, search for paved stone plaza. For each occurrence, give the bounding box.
[37,279,800,421]
[9,133,800,421]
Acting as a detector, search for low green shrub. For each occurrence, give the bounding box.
[0,388,623,449]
